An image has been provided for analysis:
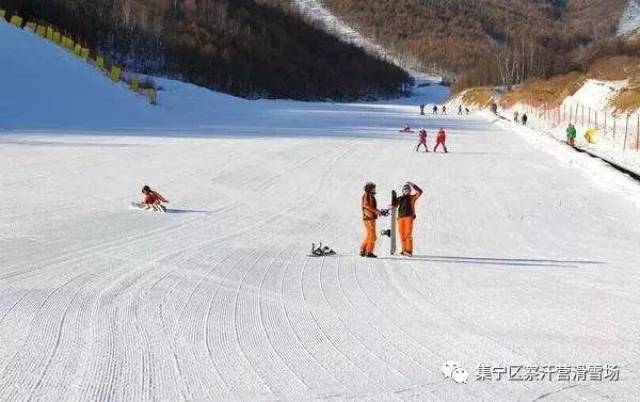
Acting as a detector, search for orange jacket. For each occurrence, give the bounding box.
[144,191,167,205]
[362,193,378,220]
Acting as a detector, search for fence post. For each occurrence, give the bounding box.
[624,114,630,151]
[588,107,591,126]
[595,111,598,130]
[581,105,585,126]
[637,114,639,152]
[570,105,574,125]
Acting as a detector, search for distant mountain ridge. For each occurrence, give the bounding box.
[0,0,410,100]
[318,0,630,89]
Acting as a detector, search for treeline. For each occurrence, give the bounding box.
[321,0,629,91]
[0,0,410,100]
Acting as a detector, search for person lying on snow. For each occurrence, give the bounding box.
[137,185,169,212]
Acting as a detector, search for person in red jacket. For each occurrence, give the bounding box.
[361,182,387,258]
[415,128,429,152]
[138,185,169,212]
[392,182,423,257]
[434,128,448,153]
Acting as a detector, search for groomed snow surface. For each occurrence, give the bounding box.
[2,20,640,402]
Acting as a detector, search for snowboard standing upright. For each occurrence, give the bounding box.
[380,191,397,255]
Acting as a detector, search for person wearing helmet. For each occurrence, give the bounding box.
[415,128,429,152]
[392,182,423,257]
[140,185,169,212]
[434,128,448,153]
[361,182,387,258]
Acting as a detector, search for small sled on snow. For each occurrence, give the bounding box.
[309,243,337,257]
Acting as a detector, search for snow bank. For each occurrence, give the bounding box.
[0,22,159,130]
[564,79,627,111]
[291,0,441,84]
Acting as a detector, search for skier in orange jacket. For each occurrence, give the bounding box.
[392,182,423,257]
[361,182,388,258]
[138,185,169,212]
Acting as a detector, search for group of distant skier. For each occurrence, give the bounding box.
[415,127,448,153]
[420,104,469,116]
[513,111,528,126]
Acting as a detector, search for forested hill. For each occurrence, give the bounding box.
[320,0,629,90]
[0,0,410,100]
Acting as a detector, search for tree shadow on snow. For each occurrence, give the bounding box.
[377,254,604,268]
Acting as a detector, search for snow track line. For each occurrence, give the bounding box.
[206,249,274,398]
[0,270,97,400]
[255,211,358,398]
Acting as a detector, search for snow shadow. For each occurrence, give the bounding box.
[167,209,214,214]
[379,254,604,268]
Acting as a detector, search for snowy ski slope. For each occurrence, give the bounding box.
[2,17,640,402]
[619,0,640,36]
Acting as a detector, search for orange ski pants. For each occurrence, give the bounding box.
[361,220,377,254]
[398,217,414,253]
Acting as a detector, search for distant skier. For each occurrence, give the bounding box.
[136,185,169,212]
[434,128,448,153]
[392,182,423,257]
[361,182,387,258]
[513,111,519,123]
[420,104,425,115]
[399,124,413,133]
[433,105,438,114]
[465,107,470,115]
[522,113,528,126]
[442,105,447,115]
[566,123,577,146]
[415,128,429,152]
[458,105,463,115]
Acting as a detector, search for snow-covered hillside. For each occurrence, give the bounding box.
[2,16,640,402]
[291,0,440,83]
[619,0,640,36]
